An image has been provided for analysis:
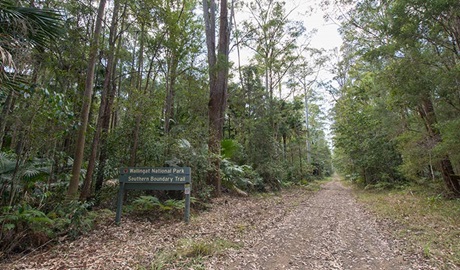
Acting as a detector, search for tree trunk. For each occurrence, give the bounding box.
[67,0,107,198]
[304,86,312,164]
[128,21,146,167]
[418,97,460,196]
[80,0,120,200]
[282,132,287,161]
[0,90,15,149]
[95,3,128,195]
[95,82,116,194]
[164,56,178,135]
[203,0,233,196]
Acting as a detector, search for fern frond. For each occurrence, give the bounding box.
[23,167,40,178]
[0,152,16,174]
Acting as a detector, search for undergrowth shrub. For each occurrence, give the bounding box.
[49,200,95,238]
[0,200,100,257]
[0,204,53,254]
[131,196,195,218]
[221,159,263,192]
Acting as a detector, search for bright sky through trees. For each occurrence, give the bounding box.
[231,0,342,78]
[291,0,342,50]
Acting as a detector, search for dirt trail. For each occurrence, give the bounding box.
[210,180,429,269]
[2,179,433,269]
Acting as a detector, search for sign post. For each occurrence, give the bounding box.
[115,167,192,224]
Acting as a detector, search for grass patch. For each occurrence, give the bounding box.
[352,182,460,269]
[143,237,241,269]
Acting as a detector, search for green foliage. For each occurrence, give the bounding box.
[49,200,95,238]
[221,159,263,192]
[0,204,53,231]
[335,0,460,195]
[0,0,63,63]
[132,196,194,217]
[0,151,52,206]
[0,204,53,254]
[0,200,109,256]
[0,1,63,96]
[173,139,213,201]
[221,139,243,160]
[333,70,405,185]
[133,196,162,211]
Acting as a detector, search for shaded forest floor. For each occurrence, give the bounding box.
[1,177,452,269]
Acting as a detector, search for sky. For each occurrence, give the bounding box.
[230,0,343,91]
[290,0,343,51]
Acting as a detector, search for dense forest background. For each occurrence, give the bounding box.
[1,0,459,257]
[331,0,460,196]
[0,0,332,253]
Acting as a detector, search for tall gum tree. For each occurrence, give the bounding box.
[241,0,304,108]
[67,0,107,198]
[162,0,201,135]
[80,0,122,200]
[203,0,233,196]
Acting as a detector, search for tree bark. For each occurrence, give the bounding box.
[418,97,460,196]
[129,21,146,167]
[164,56,178,135]
[80,0,120,200]
[0,90,15,149]
[67,0,107,198]
[203,0,232,196]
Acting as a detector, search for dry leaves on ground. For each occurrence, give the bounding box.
[1,180,438,270]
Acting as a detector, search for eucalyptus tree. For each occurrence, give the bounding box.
[67,0,107,198]
[161,0,202,135]
[287,50,327,164]
[230,2,316,143]
[81,0,124,200]
[240,0,304,108]
[229,0,308,187]
[226,65,266,169]
[203,0,234,196]
[127,0,151,167]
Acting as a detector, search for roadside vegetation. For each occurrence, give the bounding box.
[333,1,460,267]
[350,179,460,269]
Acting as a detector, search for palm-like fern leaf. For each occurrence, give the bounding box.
[0,0,63,88]
[0,0,63,49]
[0,151,16,174]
